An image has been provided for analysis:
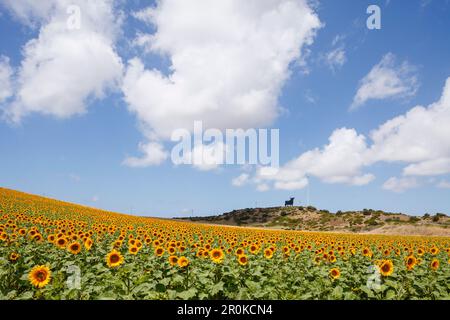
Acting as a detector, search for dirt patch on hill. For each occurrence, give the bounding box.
[364,225,450,237]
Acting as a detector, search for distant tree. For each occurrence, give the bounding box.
[409,216,420,223]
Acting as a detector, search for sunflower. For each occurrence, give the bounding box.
[168,246,176,255]
[128,245,139,255]
[430,258,439,271]
[249,244,258,254]
[106,250,124,268]
[210,248,224,263]
[328,255,337,263]
[405,255,417,270]
[178,256,189,268]
[329,268,340,280]
[155,246,165,257]
[264,248,273,259]
[238,254,248,266]
[379,260,394,277]
[362,247,372,258]
[55,237,67,248]
[169,255,179,266]
[28,265,51,288]
[314,255,322,265]
[33,234,43,242]
[9,252,20,262]
[68,242,82,255]
[235,248,244,256]
[84,238,93,251]
[430,247,439,255]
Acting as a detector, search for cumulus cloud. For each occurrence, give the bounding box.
[382,177,419,193]
[123,142,168,167]
[232,173,250,187]
[1,0,123,122]
[247,77,450,192]
[122,0,321,166]
[350,53,418,110]
[368,77,450,175]
[0,56,13,103]
[253,128,374,190]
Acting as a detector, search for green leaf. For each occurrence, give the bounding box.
[177,288,197,300]
[332,286,343,299]
[156,283,166,293]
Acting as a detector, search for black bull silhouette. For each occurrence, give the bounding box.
[285,197,294,206]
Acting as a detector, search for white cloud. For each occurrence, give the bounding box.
[0,56,13,103]
[123,142,168,167]
[1,0,123,123]
[248,77,450,192]
[232,173,250,187]
[324,47,346,72]
[437,180,450,189]
[254,128,374,190]
[403,158,450,176]
[183,141,228,171]
[350,53,418,110]
[122,0,321,166]
[256,183,270,192]
[382,177,419,193]
[69,173,81,182]
[369,77,450,175]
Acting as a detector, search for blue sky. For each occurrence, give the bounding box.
[1,0,450,217]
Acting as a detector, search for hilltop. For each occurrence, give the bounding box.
[176,206,450,236]
[2,187,449,237]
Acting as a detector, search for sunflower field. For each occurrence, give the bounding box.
[1,187,450,300]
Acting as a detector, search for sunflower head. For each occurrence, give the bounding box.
[68,242,82,255]
[329,268,340,280]
[238,254,248,266]
[405,255,417,270]
[106,250,124,268]
[9,252,20,262]
[264,248,273,259]
[178,256,189,268]
[155,246,165,257]
[430,258,440,271]
[210,248,224,263]
[56,237,67,248]
[29,265,51,288]
[168,255,179,266]
[84,238,93,251]
[128,245,139,255]
[379,260,394,277]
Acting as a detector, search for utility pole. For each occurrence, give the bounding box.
[306,175,310,207]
